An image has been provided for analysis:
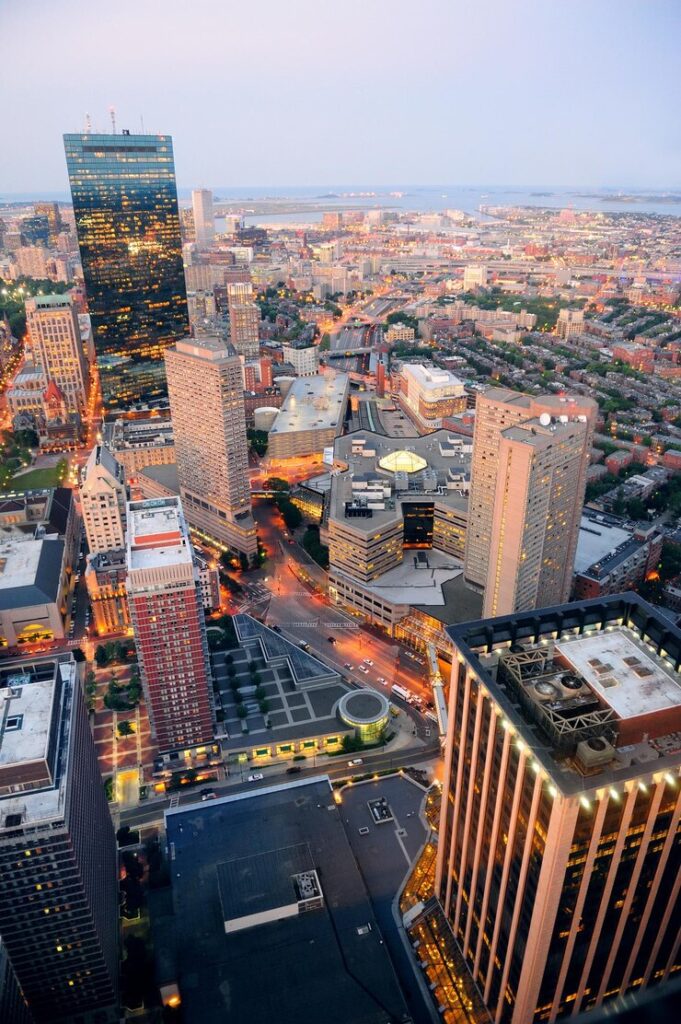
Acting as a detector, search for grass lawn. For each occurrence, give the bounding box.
[2,466,63,492]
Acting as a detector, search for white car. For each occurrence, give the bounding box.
[348,758,363,767]
[247,773,264,782]
[358,665,369,674]
[364,659,374,667]
[377,677,387,685]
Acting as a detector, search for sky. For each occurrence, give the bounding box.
[1,0,680,193]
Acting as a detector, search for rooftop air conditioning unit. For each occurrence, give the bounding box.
[576,736,615,770]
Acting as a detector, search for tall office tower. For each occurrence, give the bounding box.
[192,188,214,248]
[34,201,63,245]
[126,496,214,752]
[25,294,88,414]
[433,595,681,1024]
[226,280,260,359]
[80,444,127,554]
[63,132,188,412]
[464,388,596,611]
[165,338,257,557]
[0,654,119,1022]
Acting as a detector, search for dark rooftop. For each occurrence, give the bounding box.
[413,571,483,625]
[162,777,411,1024]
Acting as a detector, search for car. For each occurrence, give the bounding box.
[358,665,369,673]
[327,636,337,644]
[247,773,264,782]
[286,766,302,775]
[377,676,387,685]
[200,788,216,801]
[358,826,370,836]
[364,658,374,667]
[347,758,363,767]
[344,662,353,670]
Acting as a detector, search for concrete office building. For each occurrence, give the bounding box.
[427,594,681,1024]
[464,388,596,616]
[268,372,349,460]
[126,497,214,752]
[165,338,256,556]
[25,294,88,414]
[226,280,260,360]
[573,509,663,600]
[0,654,119,1022]
[80,445,127,555]
[105,417,175,479]
[463,264,488,290]
[192,188,214,248]
[556,307,585,339]
[327,429,478,646]
[398,363,467,429]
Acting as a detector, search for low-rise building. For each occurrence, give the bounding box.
[281,343,319,377]
[268,372,349,461]
[573,509,663,599]
[398,363,467,429]
[0,535,68,647]
[105,417,175,479]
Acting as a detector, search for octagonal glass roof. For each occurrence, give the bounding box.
[378,450,428,474]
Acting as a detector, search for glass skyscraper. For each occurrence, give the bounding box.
[64,132,189,412]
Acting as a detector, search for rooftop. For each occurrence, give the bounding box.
[401,362,465,393]
[108,416,174,449]
[126,497,191,571]
[162,777,410,1024]
[0,535,64,610]
[269,372,349,435]
[447,594,681,795]
[575,511,634,574]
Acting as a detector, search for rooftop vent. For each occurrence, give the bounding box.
[575,736,615,771]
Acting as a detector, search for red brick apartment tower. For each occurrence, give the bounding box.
[126,496,214,752]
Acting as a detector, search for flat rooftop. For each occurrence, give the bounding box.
[162,777,410,1024]
[358,548,464,607]
[447,595,681,794]
[269,372,348,436]
[108,416,174,448]
[0,535,64,610]
[556,630,681,719]
[127,498,191,571]
[401,362,465,393]
[330,428,470,533]
[0,657,75,829]
[575,512,633,574]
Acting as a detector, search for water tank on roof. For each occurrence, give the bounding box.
[254,406,280,431]
[274,376,296,397]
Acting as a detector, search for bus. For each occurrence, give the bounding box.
[391,684,413,704]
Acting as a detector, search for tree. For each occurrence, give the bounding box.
[118,720,134,737]
[265,477,289,492]
[258,698,270,714]
[236,703,248,719]
[277,496,302,530]
[239,552,249,572]
[254,685,266,701]
[95,645,109,668]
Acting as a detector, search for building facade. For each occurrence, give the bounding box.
[226,281,260,360]
[191,189,214,248]
[165,338,256,556]
[80,444,127,555]
[431,595,681,1024]
[0,654,119,1022]
[464,388,596,616]
[105,416,175,479]
[25,294,88,414]
[63,132,188,411]
[398,363,467,429]
[126,497,214,752]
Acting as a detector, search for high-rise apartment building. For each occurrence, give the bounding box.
[464,388,596,615]
[63,132,188,412]
[226,280,260,360]
[0,654,119,1022]
[25,294,88,414]
[430,594,681,1024]
[192,188,214,248]
[165,338,257,557]
[126,497,214,752]
[80,444,127,554]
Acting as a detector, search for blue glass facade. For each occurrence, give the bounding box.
[63,133,189,412]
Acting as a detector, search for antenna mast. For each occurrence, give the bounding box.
[85,112,92,134]
[109,105,117,134]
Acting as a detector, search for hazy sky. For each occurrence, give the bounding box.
[2,0,680,193]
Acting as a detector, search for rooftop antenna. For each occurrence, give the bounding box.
[84,112,92,134]
[109,105,117,134]
[140,114,146,134]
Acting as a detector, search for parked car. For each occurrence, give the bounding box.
[286,766,302,775]
[247,773,264,782]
